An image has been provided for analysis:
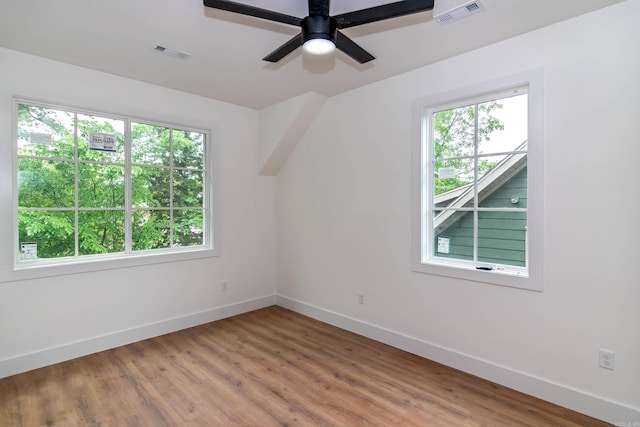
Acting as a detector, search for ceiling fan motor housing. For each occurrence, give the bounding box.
[302,15,337,44]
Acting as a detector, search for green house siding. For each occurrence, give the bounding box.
[435,168,527,267]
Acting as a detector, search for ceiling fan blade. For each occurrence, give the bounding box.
[203,0,302,26]
[333,0,434,29]
[262,33,303,62]
[334,31,375,64]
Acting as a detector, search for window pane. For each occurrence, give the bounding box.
[433,210,473,261]
[131,123,170,166]
[17,104,74,159]
[478,94,528,155]
[433,105,475,160]
[78,211,125,255]
[477,211,527,267]
[132,166,170,208]
[18,159,75,208]
[78,164,125,208]
[77,114,125,164]
[477,154,508,178]
[479,165,527,208]
[173,169,203,207]
[174,209,204,247]
[18,211,75,259]
[433,157,474,199]
[173,130,204,169]
[132,210,171,250]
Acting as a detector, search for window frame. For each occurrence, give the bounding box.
[8,98,219,282]
[412,69,544,291]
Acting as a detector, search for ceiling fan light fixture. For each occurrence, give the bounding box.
[303,38,335,56]
[301,15,337,56]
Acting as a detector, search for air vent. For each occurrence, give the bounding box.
[466,2,480,12]
[434,0,484,25]
[153,44,192,60]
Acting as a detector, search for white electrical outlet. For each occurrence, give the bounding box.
[598,349,615,370]
[358,292,365,305]
[221,281,229,291]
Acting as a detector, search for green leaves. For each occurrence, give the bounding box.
[18,211,75,258]
[173,169,203,207]
[132,210,171,250]
[173,130,204,169]
[78,211,125,255]
[18,159,75,207]
[78,163,125,208]
[132,123,171,165]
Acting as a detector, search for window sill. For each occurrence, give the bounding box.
[2,247,219,283]
[413,258,541,291]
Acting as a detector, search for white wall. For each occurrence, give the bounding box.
[276,1,640,423]
[0,47,277,376]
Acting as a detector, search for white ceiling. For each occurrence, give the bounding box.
[0,0,624,109]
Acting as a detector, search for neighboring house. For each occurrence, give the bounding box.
[434,142,527,267]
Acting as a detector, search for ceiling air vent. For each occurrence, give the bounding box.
[153,44,192,60]
[434,0,484,25]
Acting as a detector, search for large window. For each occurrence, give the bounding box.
[15,100,212,269]
[413,70,543,290]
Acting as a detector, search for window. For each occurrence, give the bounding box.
[14,100,213,271]
[413,70,543,290]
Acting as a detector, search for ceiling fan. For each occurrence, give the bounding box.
[203,0,435,64]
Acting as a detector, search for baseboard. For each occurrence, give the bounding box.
[276,295,640,425]
[0,294,276,379]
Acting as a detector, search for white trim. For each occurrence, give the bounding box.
[1,247,219,283]
[0,294,276,379]
[7,97,221,283]
[412,68,544,291]
[276,295,640,425]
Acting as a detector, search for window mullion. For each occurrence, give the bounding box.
[169,128,174,247]
[74,112,79,258]
[473,103,479,263]
[124,119,132,254]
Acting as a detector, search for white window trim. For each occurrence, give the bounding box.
[412,69,544,291]
[3,98,220,283]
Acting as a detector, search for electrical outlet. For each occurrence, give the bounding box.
[358,292,365,305]
[598,349,615,370]
[221,281,229,291]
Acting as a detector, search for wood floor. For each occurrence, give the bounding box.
[0,306,610,426]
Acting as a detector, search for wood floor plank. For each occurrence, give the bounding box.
[0,306,611,426]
